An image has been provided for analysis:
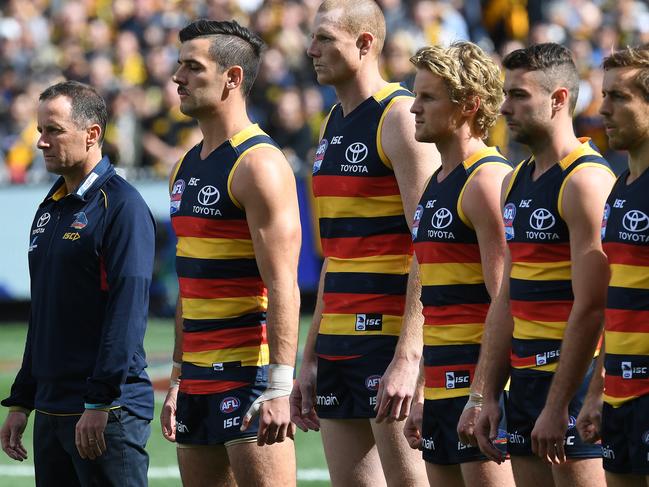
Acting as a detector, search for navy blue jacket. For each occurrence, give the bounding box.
[2,157,155,420]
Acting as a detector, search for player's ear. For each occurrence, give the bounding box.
[86,124,102,149]
[551,87,570,113]
[357,32,374,56]
[462,95,481,117]
[226,66,244,91]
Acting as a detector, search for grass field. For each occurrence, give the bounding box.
[0,318,330,486]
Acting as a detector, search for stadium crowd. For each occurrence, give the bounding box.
[1,0,649,185]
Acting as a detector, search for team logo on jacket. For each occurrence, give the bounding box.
[601,204,610,240]
[170,179,185,215]
[71,212,88,230]
[622,210,649,233]
[313,139,328,174]
[412,204,424,240]
[220,396,240,414]
[503,203,516,241]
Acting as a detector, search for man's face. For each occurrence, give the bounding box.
[600,67,649,152]
[307,8,361,86]
[173,37,227,117]
[36,96,92,175]
[410,69,461,144]
[501,68,554,145]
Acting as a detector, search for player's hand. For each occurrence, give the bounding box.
[290,360,320,432]
[457,404,481,447]
[531,406,568,464]
[403,400,423,449]
[161,385,179,442]
[75,409,108,460]
[244,395,295,446]
[0,411,29,461]
[375,356,419,423]
[576,394,602,444]
[475,399,506,463]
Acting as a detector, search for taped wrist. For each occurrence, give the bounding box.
[243,364,294,421]
[463,391,484,411]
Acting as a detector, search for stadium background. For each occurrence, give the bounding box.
[0,0,647,484]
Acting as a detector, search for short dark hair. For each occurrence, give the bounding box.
[603,45,649,102]
[39,81,108,143]
[179,19,264,97]
[502,43,580,114]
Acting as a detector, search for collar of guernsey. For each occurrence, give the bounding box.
[169,124,281,394]
[42,156,113,204]
[312,83,415,359]
[504,137,613,373]
[602,167,649,406]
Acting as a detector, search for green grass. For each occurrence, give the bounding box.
[0,318,329,486]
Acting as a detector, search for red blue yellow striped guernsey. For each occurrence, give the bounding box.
[413,147,511,400]
[503,138,612,373]
[312,83,413,359]
[169,124,281,394]
[601,168,649,407]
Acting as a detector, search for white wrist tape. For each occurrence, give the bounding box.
[243,364,294,422]
[463,391,484,411]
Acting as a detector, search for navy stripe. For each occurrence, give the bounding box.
[607,287,649,311]
[421,284,490,306]
[467,156,511,175]
[563,154,609,172]
[510,278,573,302]
[379,88,413,104]
[234,134,279,154]
[423,344,480,366]
[183,313,267,333]
[511,338,562,357]
[324,272,408,295]
[315,334,398,357]
[176,257,260,279]
[320,215,409,238]
[181,362,267,383]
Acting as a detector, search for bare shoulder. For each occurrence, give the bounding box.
[562,164,615,222]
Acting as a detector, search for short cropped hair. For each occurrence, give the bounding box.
[502,43,580,114]
[602,45,649,102]
[318,0,386,53]
[410,42,504,139]
[39,81,107,144]
[179,19,264,96]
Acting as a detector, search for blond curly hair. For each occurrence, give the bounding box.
[603,45,649,102]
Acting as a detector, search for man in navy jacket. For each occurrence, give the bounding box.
[0,81,155,486]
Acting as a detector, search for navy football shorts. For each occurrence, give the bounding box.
[315,349,393,419]
[601,394,649,475]
[176,371,268,446]
[422,395,508,465]
[506,362,601,458]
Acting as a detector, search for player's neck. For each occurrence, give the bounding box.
[436,132,487,181]
[529,124,581,176]
[62,151,103,195]
[197,104,252,158]
[627,138,649,183]
[335,67,387,116]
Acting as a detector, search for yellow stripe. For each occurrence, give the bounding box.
[457,158,510,229]
[557,138,600,171]
[317,194,404,219]
[424,387,469,400]
[510,261,571,281]
[504,160,526,200]
[513,317,566,341]
[51,183,67,201]
[183,344,269,368]
[609,264,649,289]
[603,394,635,408]
[227,142,282,210]
[376,95,412,169]
[557,162,614,219]
[176,237,254,260]
[513,362,559,372]
[423,323,483,346]
[372,82,406,103]
[319,313,402,336]
[605,330,649,355]
[229,124,265,147]
[320,104,337,139]
[327,254,411,274]
[181,296,267,320]
[419,262,484,286]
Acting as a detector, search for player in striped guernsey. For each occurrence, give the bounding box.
[159,20,301,486]
[474,44,614,486]
[576,45,649,486]
[402,42,515,487]
[290,1,438,485]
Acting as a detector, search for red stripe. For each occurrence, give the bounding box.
[509,242,570,263]
[99,255,108,291]
[322,234,413,259]
[510,299,572,323]
[183,325,267,352]
[414,241,481,264]
[510,351,537,368]
[323,292,406,315]
[424,364,476,388]
[606,308,649,333]
[604,242,649,266]
[604,375,649,400]
[423,303,488,326]
[179,380,249,394]
[172,216,250,239]
[316,354,363,361]
[179,277,266,299]
[313,175,400,197]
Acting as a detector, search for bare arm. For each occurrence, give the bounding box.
[576,341,605,444]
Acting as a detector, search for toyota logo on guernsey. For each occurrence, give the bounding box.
[37,212,51,228]
[197,185,220,206]
[431,208,453,229]
[345,142,368,163]
[623,210,649,233]
[529,208,556,231]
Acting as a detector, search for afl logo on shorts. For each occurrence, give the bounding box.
[365,375,381,391]
[170,179,185,215]
[313,139,328,174]
[503,203,516,241]
[220,397,240,414]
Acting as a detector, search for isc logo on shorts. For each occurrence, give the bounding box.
[535,349,560,366]
[445,371,470,389]
[355,314,383,331]
[220,397,240,414]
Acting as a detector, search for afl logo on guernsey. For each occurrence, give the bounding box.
[220,397,240,414]
[623,210,649,233]
[503,203,516,241]
[313,138,328,174]
[412,204,424,240]
[601,204,610,240]
[345,142,368,163]
[170,179,185,215]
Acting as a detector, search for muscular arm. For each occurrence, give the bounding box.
[374,97,440,422]
[531,166,614,463]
